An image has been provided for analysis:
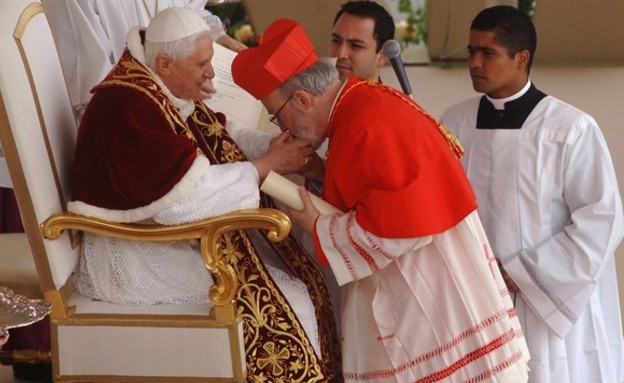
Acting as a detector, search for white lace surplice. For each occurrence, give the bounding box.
[76,158,321,357]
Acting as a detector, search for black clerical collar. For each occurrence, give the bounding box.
[476,83,547,129]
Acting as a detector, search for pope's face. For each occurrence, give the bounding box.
[328,13,385,81]
[165,37,215,100]
[467,30,528,99]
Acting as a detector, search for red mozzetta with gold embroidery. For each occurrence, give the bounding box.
[323,78,477,238]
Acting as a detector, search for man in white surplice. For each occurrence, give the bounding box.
[441,6,624,383]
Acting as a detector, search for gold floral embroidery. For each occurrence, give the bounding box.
[257,342,291,376]
[228,230,325,382]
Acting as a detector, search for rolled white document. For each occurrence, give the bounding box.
[260,171,343,214]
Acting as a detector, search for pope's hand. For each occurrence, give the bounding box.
[253,132,313,182]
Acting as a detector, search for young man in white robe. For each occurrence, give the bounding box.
[440,5,624,382]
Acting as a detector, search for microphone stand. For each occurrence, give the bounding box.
[382,39,413,99]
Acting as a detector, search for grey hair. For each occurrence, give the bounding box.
[278,58,340,96]
[144,30,213,70]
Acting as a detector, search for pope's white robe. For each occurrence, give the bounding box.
[441,94,624,382]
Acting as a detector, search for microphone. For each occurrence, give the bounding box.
[382,39,413,99]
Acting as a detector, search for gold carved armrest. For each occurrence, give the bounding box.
[40,209,291,320]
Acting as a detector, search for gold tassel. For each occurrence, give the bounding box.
[437,123,465,159]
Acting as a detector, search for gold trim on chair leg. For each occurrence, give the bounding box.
[228,319,247,382]
[44,289,75,320]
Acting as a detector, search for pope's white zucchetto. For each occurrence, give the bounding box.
[145,7,211,43]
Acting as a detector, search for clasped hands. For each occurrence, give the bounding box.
[254,131,320,183]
